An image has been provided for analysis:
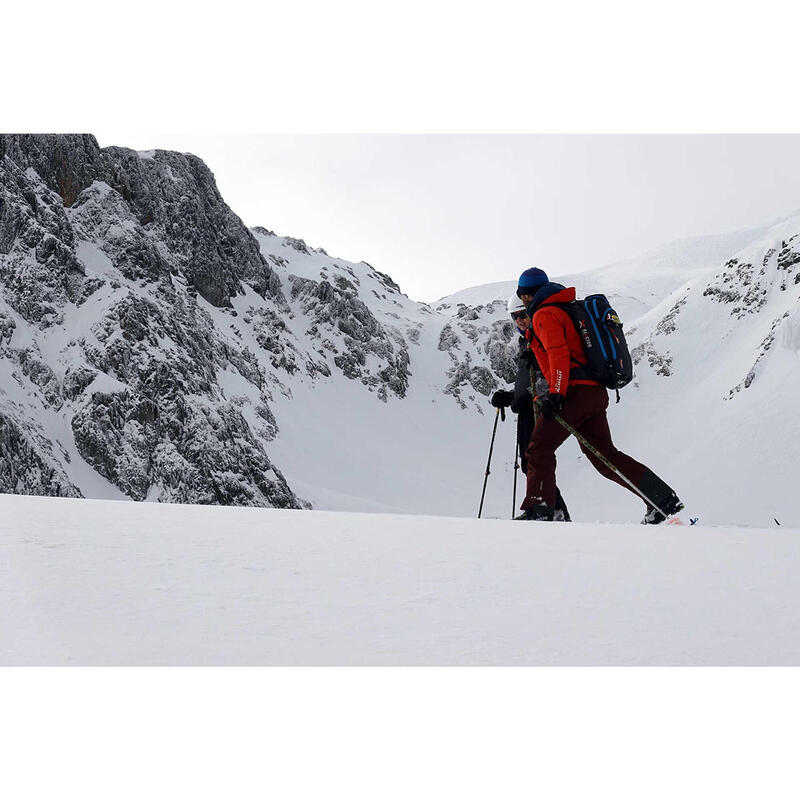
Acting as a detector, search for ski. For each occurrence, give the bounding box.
[665,515,700,526]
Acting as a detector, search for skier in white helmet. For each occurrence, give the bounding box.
[491,293,571,521]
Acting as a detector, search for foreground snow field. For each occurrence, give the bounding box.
[3,494,799,665]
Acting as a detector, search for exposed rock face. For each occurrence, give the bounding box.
[67,289,295,506]
[438,323,460,351]
[435,302,517,412]
[289,275,411,400]
[631,340,673,377]
[0,135,283,310]
[0,154,86,326]
[628,223,800,403]
[727,311,791,398]
[702,252,777,320]
[0,411,81,497]
[777,235,800,289]
[0,135,299,507]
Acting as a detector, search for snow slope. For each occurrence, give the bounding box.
[2,494,799,666]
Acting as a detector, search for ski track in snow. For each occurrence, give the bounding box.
[2,494,799,666]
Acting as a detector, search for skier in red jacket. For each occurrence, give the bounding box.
[514,267,683,524]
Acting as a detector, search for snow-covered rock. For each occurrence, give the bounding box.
[0,135,297,507]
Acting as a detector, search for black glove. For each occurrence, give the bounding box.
[519,349,538,369]
[490,390,514,409]
[538,392,565,420]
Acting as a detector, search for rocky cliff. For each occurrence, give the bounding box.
[0,135,297,504]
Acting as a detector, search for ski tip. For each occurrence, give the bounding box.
[665,515,699,527]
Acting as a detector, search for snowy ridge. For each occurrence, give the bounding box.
[437,220,779,322]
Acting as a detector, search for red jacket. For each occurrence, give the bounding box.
[526,286,600,397]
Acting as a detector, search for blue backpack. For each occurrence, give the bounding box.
[539,294,633,394]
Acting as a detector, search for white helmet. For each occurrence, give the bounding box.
[507,292,526,315]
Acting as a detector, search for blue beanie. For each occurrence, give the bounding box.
[516,267,548,297]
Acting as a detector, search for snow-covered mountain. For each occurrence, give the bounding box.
[0,134,518,516]
[1,134,798,526]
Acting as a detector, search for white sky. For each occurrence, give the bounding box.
[97,134,800,302]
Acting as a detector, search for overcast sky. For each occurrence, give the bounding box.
[97,134,800,302]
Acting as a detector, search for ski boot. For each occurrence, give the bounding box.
[641,492,685,525]
[514,505,555,521]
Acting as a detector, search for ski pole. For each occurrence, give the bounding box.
[546,407,670,521]
[512,438,520,519]
[528,365,540,425]
[478,406,504,518]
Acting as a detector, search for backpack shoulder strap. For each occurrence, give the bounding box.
[530,300,587,373]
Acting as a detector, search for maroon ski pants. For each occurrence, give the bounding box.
[522,384,650,510]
